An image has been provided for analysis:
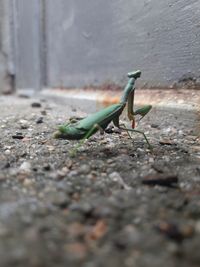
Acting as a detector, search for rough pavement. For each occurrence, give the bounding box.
[0,95,200,267]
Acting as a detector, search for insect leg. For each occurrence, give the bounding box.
[70,124,104,156]
[119,126,152,149]
[113,116,132,140]
[134,105,152,122]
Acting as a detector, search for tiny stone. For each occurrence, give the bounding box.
[159,139,174,146]
[36,117,43,124]
[195,221,200,233]
[23,179,33,187]
[136,148,144,153]
[142,173,178,187]
[69,202,92,215]
[47,145,55,152]
[167,242,180,255]
[4,162,10,168]
[191,146,200,153]
[109,172,131,190]
[19,119,29,129]
[0,174,6,181]
[5,149,11,155]
[12,132,24,139]
[155,222,194,243]
[19,161,32,173]
[56,167,69,178]
[151,123,159,128]
[41,110,47,115]
[68,170,78,177]
[31,102,41,108]
[46,191,70,207]
[79,164,91,174]
[43,164,51,171]
[149,157,154,163]
[65,159,73,169]
[105,126,114,134]
[107,159,114,164]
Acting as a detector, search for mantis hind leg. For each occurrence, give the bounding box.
[119,126,152,149]
[70,124,104,157]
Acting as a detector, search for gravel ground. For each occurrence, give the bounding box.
[0,95,200,267]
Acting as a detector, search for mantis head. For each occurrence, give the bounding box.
[53,125,68,139]
[127,70,141,79]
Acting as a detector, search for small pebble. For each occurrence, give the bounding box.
[12,132,24,139]
[23,179,33,187]
[109,172,131,190]
[151,123,159,128]
[45,191,70,207]
[5,149,11,155]
[41,110,47,115]
[159,139,174,146]
[36,117,43,124]
[43,164,51,171]
[155,222,194,243]
[19,161,32,173]
[31,102,41,108]
[19,119,29,129]
[142,173,178,187]
[79,164,91,175]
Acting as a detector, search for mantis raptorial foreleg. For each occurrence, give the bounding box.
[127,90,136,128]
[127,91,135,120]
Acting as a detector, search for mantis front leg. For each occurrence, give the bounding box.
[127,91,136,128]
[128,99,152,128]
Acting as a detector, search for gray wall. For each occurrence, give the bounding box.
[13,0,41,91]
[2,0,200,91]
[0,0,14,94]
[46,0,200,88]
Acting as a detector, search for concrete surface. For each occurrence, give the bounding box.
[0,93,200,267]
[13,0,41,91]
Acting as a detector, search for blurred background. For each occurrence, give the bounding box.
[0,0,200,94]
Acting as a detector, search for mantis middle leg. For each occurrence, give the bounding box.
[70,123,105,156]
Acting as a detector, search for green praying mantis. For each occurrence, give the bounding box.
[54,70,152,154]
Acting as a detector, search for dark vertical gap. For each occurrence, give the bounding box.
[9,0,16,92]
[40,0,48,88]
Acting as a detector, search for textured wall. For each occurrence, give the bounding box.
[0,0,15,94]
[13,0,41,91]
[0,0,12,93]
[46,0,200,88]
[0,1,6,92]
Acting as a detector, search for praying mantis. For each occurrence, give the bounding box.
[54,70,152,154]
